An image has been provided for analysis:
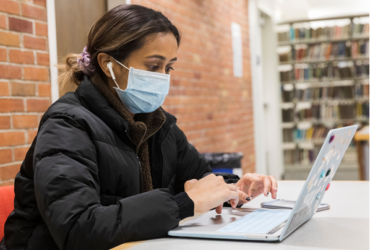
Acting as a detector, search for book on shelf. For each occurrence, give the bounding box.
[296,86,355,101]
[281,86,295,102]
[279,61,369,82]
[352,23,370,38]
[283,123,358,165]
[282,109,295,122]
[278,41,369,63]
[355,84,369,97]
[277,24,350,42]
[284,148,321,165]
[356,102,370,118]
[296,103,356,120]
[297,124,348,143]
[283,128,294,142]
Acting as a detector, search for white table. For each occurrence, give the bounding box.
[113,181,369,250]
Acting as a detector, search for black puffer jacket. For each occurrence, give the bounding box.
[0,77,239,250]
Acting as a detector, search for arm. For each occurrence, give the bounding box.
[34,115,180,250]
[173,124,212,193]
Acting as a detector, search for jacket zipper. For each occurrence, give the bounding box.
[136,155,143,192]
[159,123,175,188]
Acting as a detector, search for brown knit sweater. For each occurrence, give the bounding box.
[89,73,166,192]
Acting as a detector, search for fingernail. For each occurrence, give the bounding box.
[251,194,254,198]
[246,197,251,201]
[267,192,269,195]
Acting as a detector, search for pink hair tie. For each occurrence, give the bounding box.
[77,46,95,75]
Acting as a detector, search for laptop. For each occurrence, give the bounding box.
[168,125,358,241]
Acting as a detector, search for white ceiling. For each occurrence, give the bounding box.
[261,0,370,23]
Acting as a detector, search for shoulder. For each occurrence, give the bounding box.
[39,92,95,128]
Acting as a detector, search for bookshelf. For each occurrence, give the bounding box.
[277,15,369,177]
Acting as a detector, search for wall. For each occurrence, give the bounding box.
[0,0,50,186]
[0,0,255,186]
[132,0,255,172]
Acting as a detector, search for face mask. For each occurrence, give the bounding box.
[108,58,170,114]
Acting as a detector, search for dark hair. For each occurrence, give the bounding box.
[59,4,181,94]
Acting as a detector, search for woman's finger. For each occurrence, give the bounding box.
[227,183,238,192]
[263,176,272,196]
[237,189,249,204]
[240,174,260,194]
[228,190,239,208]
[248,178,263,198]
[270,176,278,199]
[215,204,223,214]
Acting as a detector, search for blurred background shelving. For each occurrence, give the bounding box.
[276,14,369,180]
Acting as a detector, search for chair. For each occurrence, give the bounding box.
[0,186,15,239]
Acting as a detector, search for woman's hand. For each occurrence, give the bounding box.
[235,173,278,206]
[185,174,239,214]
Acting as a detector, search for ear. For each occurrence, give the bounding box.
[97,53,114,78]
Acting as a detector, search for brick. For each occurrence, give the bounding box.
[23,35,46,50]
[0,0,20,15]
[0,81,9,95]
[0,115,11,129]
[11,81,36,96]
[0,14,6,29]
[33,0,46,7]
[0,149,12,164]
[0,47,6,62]
[0,99,24,112]
[35,22,47,36]
[0,180,14,187]
[9,49,34,64]
[27,129,37,143]
[0,64,22,79]
[21,3,46,21]
[38,83,50,97]
[0,131,25,147]
[0,163,21,181]
[12,114,38,128]
[24,67,48,81]
[0,31,20,47]
[36,52,48,66]
[14,146,29,161]
[8,17,33,34]
[26,99,49,112]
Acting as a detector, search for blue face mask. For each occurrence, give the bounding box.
[111,58,170,114]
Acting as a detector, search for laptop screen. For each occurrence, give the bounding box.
[280,125,358,240]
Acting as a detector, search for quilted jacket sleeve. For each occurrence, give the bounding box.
[33,115,180,250]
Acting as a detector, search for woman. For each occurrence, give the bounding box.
[1,4,277,250]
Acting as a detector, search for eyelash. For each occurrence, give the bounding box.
[149,65,175,73]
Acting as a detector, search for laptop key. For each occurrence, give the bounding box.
[218,209,291,234]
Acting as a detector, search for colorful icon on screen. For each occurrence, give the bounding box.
[325,183,330,191]
[316,193,321,200]
[329,134,335,143]
[326,168,331,177]
[320,170,325,178]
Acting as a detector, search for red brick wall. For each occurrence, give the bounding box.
[0,0,49,186]
[133,0,255,173]
[0,0,255,186]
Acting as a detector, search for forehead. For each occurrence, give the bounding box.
[133,33,178,59]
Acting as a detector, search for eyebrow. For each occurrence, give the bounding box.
[146,55,177,61]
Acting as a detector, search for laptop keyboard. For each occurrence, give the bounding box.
[217,209,291,234]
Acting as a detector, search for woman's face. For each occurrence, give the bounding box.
[99,32,178,93]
